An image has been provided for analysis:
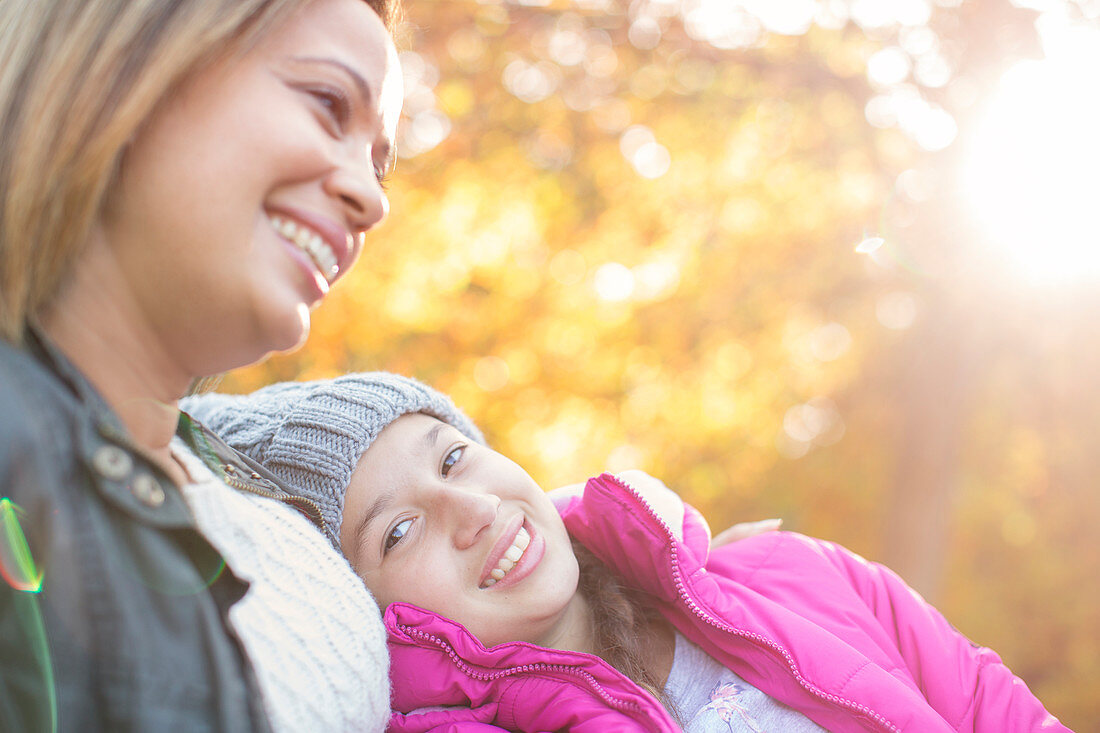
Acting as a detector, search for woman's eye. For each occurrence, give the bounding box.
[309,87,350,130]
[384,518,412,554]
[373,165,389,190]
[441,445,465,478]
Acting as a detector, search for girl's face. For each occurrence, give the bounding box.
[95,0,402,374]
[341,414,587,650]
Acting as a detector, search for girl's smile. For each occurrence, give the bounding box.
[341,413,591,651]
[480,518,544,590]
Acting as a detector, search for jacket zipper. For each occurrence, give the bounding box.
[397,627,676,730]
[220,472,320,514]
[220,472,333,542]
[602,473,902,733]
[175,411,333,539]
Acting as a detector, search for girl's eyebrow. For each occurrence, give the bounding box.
[420,422,446,452]
[355,423,447,560]
[356,486,393,562]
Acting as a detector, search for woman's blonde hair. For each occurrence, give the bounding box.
[0,0,395,344]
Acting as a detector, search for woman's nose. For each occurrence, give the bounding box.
[446,489,501,550]
[323,153,388,233]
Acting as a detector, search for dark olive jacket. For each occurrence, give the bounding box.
[0,330,273,732]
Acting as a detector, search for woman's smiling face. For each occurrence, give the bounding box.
[95,0,402,375]
[341,414,588,649]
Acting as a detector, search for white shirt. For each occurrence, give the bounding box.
[664,631,827,732]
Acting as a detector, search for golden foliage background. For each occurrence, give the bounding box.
[227,1,1100,726]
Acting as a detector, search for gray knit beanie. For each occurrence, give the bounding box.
[180,372,484,545]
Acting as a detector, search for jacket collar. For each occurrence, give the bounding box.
[559,473,701,604]
[22,324,198,527]
[25,324,332,543]
[385,603,676,731]
[25,322,126,429]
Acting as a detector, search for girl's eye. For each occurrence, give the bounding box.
[384,518,412,554]
[441,445,465,478]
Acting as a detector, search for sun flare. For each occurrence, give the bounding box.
[962,21,1100,285]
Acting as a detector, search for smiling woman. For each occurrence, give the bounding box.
[85,0,401,372]
[0,0,400,730]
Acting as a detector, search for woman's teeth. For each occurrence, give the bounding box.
[482,527,530,588]
[270,215,338,283]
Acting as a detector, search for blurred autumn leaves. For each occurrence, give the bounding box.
[227,0,1100,725]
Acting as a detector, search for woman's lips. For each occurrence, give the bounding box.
[266,208,353,285]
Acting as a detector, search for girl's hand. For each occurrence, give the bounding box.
[551,471,783,548]
[711,518,782,548]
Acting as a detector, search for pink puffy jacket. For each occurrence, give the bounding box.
[385,473,1070,732]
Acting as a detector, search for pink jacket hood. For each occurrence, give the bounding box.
[385,473,1070,732]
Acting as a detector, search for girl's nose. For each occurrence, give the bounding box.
[447,489,501,550]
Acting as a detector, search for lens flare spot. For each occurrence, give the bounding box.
[855,236,885,254]
[1,498,43,593]
[0,498,57,727]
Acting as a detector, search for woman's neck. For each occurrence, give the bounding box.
[39,244,193,484]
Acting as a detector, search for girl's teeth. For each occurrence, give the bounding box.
[482,527,531,589]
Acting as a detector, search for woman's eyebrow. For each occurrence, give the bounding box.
[290,55,373,107]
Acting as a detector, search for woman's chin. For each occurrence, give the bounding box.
[213,302,312,372]
[263,302,312,355]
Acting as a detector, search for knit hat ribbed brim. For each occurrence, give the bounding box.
[180,372,484,545]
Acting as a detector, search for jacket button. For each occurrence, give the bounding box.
[131,473,166,507]
[223,464,237,475]
[92,445,132,481]
[250,472,261,480]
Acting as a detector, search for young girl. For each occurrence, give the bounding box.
[184,372,1071,733]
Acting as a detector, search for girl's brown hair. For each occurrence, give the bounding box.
[573,539,681,722]
[0,0,396,344]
